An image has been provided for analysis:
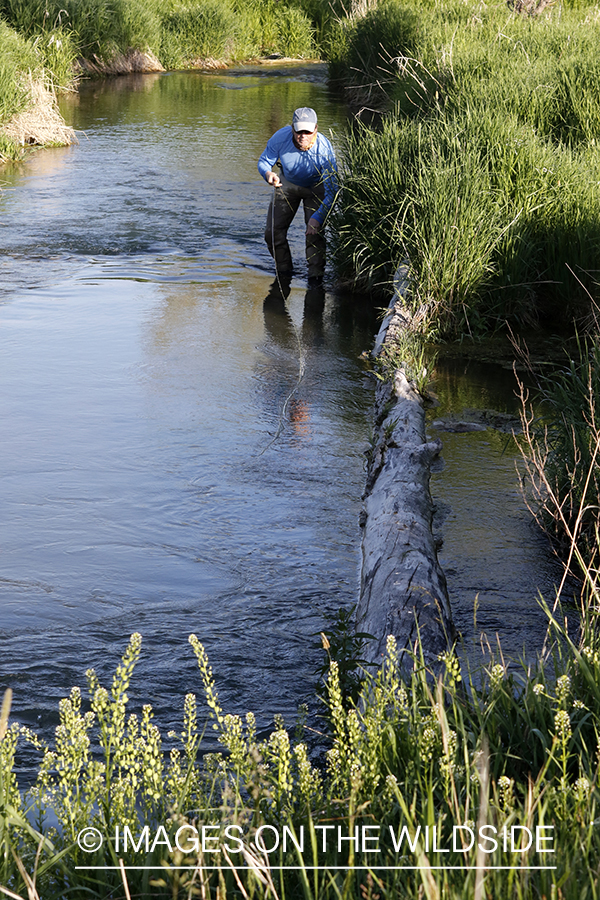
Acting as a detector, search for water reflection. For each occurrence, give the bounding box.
[428,355,564,666]
[263,278,325,338]
[262,278,327,446]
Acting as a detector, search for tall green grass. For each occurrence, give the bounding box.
[332,0,600,338]
[0,0,162,59]
[0,7,79,97]
[0,0,316,69]
[328,0,419,90]
[159,0,315,69]
[0,19,37,129]
[2,621,600,898]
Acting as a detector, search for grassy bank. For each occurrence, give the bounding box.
[331,0,600,339]
[0,0,320,160]
[0,18,77,160]
[0,0,318,71]
[0,19,37,158]
[2,618,600,898]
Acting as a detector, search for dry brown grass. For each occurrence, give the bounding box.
[75,48,164,77]
[188,56,228,69]
[1,75,76,153]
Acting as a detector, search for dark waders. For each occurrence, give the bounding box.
[264,173,326,279]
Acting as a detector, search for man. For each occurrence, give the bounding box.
[258,107,338,288]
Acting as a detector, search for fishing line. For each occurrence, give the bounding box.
[257,181,307,457]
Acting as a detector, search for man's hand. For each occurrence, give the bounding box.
[266,171,282,187]
[306,216,321,236]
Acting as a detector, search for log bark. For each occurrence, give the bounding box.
[357,289,454,667]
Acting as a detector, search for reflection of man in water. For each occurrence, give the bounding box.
[262,285,324,445]
[258,107,338,288]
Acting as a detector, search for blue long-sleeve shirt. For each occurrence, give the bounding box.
[258,126,338,226]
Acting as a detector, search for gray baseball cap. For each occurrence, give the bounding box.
[293,107,318,132]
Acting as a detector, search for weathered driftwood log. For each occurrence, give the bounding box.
[357,273,454,667]
[357,373,454,665]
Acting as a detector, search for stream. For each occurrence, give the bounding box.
[0,65,561,759]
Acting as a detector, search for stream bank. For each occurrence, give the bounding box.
[0,77,76,156]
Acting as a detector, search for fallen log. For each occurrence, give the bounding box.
[356,271,454,667]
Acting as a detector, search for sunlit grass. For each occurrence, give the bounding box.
[332,0,600,338]
[0,0,316,70]
[159,0,315,68]
[0,19,38,126]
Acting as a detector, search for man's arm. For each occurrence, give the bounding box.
[258,128,286,185]
[307,147,338,232]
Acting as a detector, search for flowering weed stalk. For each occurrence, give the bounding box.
[1,613,600,897]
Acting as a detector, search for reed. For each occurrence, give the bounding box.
[518,335,600,588]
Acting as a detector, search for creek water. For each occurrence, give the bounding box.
[427,355,564,668]
[0,65,377,749]
[0,65,560,758]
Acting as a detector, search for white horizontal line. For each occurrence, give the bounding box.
[75,865,558,871]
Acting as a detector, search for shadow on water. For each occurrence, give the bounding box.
[428,354,567,670]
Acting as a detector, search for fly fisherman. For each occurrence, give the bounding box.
[258,107,338,289]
